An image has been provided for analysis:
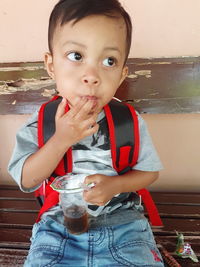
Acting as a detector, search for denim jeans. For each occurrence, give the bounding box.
[24,216,164,267]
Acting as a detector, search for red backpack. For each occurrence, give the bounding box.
[35,96,163,227]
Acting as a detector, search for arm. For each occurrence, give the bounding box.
[83,113,162,206]
[83,170,159,206]
[22,98,99,189]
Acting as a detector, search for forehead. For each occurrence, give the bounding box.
[52,15,127,52]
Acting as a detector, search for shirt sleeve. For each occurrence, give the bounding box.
[7,111,42,193]
[132,113,163,172]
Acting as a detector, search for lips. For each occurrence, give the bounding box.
[82,95,98,106]
[83,95,98,101]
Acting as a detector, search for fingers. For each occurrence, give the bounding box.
[66,97,87,118]
[54,96,99,145]
[81,112,98,128]
[56,96,98,122]
[84,174,97,186]
[67,98,98,121]
[64,98,99,135]
[83,189,109,206]
[83,174,114,206]
[55,97,67,120]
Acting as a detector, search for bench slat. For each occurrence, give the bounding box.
[0,200,39,210]
[0,212,37,224]
[151,192,200,204]
[0,186,35,196]
[0,186,199,265]
[0,229,32,243]
[155,205,200,215]
[0,248,28,266]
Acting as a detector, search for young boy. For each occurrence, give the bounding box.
[8,0,164,266]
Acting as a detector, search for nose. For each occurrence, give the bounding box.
[82,67,100,86]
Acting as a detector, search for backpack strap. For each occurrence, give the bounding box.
[38,95,72,175]
[104,99,163,227]
[104,100,139,174]
[137,188,163,226]
[36,96,72,222]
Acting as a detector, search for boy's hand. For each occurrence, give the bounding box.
[83,174,120,206]
[54,97,99,148]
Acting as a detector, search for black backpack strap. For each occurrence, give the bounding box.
[42,96,62,144]
[38,95,72,176]
[104,99,163,227]
[104,99,139,174]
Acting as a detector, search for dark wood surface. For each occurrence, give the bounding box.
[1,57,200,115]
[0,185,199,266]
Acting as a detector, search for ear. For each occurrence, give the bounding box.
[44,52,55,79]
[119,66,128,86]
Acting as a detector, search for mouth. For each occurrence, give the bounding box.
[81,95,98,113]
[83,95,98,101]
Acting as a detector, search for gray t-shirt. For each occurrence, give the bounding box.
[8,109,163,224]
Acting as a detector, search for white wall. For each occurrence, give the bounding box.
[0,0,200,62]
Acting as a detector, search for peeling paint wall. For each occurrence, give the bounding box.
[0,0,200,62]
[1,58,200,114]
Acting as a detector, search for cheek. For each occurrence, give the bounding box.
[104,70,121,83]
[54,59,76,76]
[54,69,75,88]
[109,75,123,92]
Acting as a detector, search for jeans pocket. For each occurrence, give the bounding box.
[109,220,164,266]
[25,219,66,267]
[112,241,163,266]
[30,219,46,242]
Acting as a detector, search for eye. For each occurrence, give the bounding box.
[103,57,116,67]
[67,52,82,62]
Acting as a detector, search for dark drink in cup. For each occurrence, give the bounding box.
[55,174,89,234]
[64,205,88,234]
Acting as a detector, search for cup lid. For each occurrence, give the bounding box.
[50,174,86,193]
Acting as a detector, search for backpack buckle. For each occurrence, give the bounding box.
[118,166,132,175]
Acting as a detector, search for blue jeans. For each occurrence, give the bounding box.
[24,217,164,267]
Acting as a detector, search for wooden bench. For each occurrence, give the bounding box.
[0,185,199,266]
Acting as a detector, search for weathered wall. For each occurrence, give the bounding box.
[0,0,200,62]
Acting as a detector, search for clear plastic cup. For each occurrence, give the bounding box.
[51,174,89,235]
[60,191,88,235]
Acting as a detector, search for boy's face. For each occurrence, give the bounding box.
[45,15,128,113]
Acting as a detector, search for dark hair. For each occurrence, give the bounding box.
[48,0,132,62]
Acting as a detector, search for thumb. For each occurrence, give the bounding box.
[55,97,67,120]
[84,175,97,188]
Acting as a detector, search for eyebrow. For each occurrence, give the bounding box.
[63,41,121,55]
[62,41,86,48]
[104,46,121,55]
